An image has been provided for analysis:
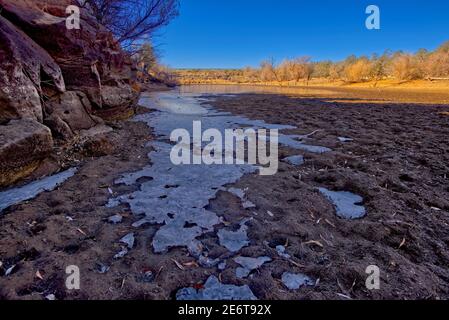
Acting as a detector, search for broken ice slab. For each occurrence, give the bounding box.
[228,187,256,209]
[242,200,256,209]
[278,134,331,154]
[108,214,123,224]
[120,233,135,249]
[318,187,366,219]
[234,256,272,279]
[282,155,305,166]
[176,276,257,300]
[198,255,221,268]
[217,222,250,252]
[228,187,245,200]
[186,240,220,268]
[0,168,77,212]
[281,272,315,290]
[113,248,128,259]
[218,261,227,271]
[95,263,110,274]
[108,140,252,254]
[152,217,210,253]
[338,137,354,143]
[276,245,291,259]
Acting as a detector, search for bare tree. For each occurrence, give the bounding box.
[259,58,280,83]
[391,54,422,81]
[295,56,314,85]
[136,42,157,70]
[344,58,372,82]
[82,0,179,51]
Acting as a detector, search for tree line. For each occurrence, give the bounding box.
[245,41,449,84]
[80,2,449,86]
[176,41,449,85]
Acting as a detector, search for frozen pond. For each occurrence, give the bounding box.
[108,90,332,255]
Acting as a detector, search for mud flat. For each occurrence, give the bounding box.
[0,86,449,300]
[207,88,449,299]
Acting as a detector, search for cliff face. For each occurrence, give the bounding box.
[0,0,140,187]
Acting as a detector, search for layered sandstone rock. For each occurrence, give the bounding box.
[0,0,139,116]
[0,119,54,187]
[0,0,139,187]
[0,14,65,123]
[43,91,98,140]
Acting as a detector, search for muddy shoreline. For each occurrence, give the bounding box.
[1,88,449,300]
[209,93,449,299]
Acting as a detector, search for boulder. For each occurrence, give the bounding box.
[43,91,97,139]
[0,14,65,124]
[0,119,53,187]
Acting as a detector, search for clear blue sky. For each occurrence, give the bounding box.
[158,0,449,69]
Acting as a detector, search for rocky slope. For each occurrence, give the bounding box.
[0,0,139,188]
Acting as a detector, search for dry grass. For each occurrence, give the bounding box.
[174,69,449,92]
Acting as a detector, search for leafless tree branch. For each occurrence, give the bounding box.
[83,0,179,51]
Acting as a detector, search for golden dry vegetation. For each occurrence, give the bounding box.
[174,40,449,90]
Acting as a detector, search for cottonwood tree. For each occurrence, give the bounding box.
[344,58,372,82]
[81,0,179,51]
[242,67,259,82]
[260,59,280,83]
[312,61,332,79]
[277,60,289,82]
[392,54,422,81]
[294,57,314,84]
[424,42,449,79]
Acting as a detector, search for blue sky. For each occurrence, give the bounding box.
[158,0,449,69]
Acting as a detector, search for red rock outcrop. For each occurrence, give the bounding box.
[0,14,65,123]
[0,0,140,187]
[0,0,139,117]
